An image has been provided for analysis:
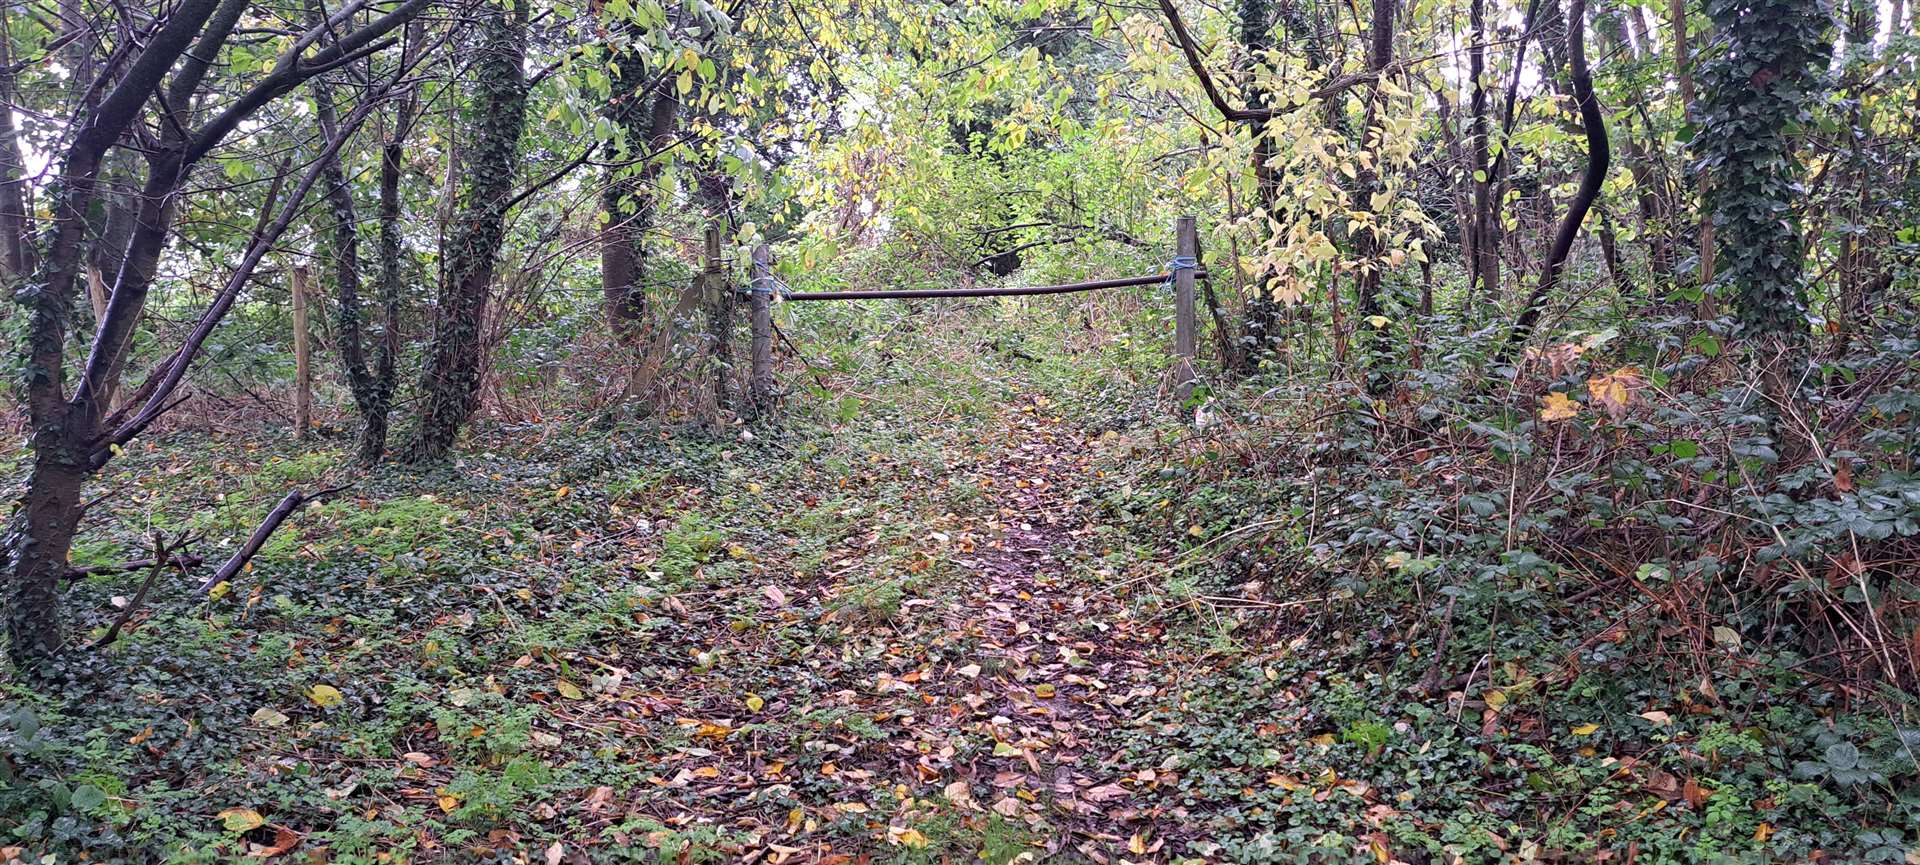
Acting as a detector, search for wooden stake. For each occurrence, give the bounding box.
[87,265,108,323]
[748,243,775,418]
[292,264,312,440]
[705,227,734,412]
[1172,215,1198,406]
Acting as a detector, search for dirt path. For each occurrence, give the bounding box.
[919,394,1174,858]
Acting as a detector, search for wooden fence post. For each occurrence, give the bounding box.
[748,243,775,418]
[705,226,734,412]
[1171,215,1198,406]
[291,264,312,440]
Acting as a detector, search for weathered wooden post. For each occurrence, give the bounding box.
[291,264,313,439]
[1171,215,1198,406]
[704,226,735,412]
[747,243,775,418]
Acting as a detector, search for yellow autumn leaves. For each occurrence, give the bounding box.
[1539,366,1645,424]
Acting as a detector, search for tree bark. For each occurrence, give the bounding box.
[405,0,531,462]
[603,88,681,342]
[1352,0,1394,392]
[1466,0,1498,314]
[7,0,232,663]
[1501,0,1610,359]
[6,0,425,664]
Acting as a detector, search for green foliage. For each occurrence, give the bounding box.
[1695,0,1835,339]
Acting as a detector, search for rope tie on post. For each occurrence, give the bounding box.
[1163,256,1199,291]
[742,274,793,298]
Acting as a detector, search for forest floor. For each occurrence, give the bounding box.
[7,335,1911,864]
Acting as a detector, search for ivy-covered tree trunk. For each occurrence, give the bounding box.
[404,0,530,463]
[1695,0,1832,343]
[308,10,418,466]
[370,28,422,461]
[308,37,385,465]
[1235,0,1281,371]
[602,82,681,343]
[5,0,233,663]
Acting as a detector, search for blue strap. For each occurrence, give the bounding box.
[744,275,791,297]
[1163,256,1199,290]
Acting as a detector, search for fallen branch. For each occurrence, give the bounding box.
[197,486,346,594]
[67,552,205,581]
[86,531,186,650]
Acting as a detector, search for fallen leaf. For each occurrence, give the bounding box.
[306,685,343,709]
[252,825,300,858]
[218,807,265,833]
[1539,392,1579,422]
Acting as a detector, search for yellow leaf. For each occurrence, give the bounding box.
[208,580,232,600]
[218,807,264,832]
[745,694,765,712]
[437,794,459,814]
[1267,774,1304,790]
[1034,683,1056,698]
[1484,689,1508,711]
[1587,366,1643,419]
[307,684,343,708]
[1571,723,1600,736]
[1539,391,1579,422]
[1128,833,1148,855]
[895,827,930,848]
[556,680,584,700]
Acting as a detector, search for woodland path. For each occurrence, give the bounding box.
[597,390,1208,861]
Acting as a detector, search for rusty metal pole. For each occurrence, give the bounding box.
[748,243,775,417]
[1172,215,1198,406]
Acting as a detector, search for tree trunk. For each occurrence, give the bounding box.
[307,10,407,465]
[1352,0,1394,392]
[368,32,420,463]
[1466,0,1498,314]
[603,89,681,341]
[1501,0,1609,359]
[5,0,231,665]
[404,0,530,462]
[1237,0,1282,369]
